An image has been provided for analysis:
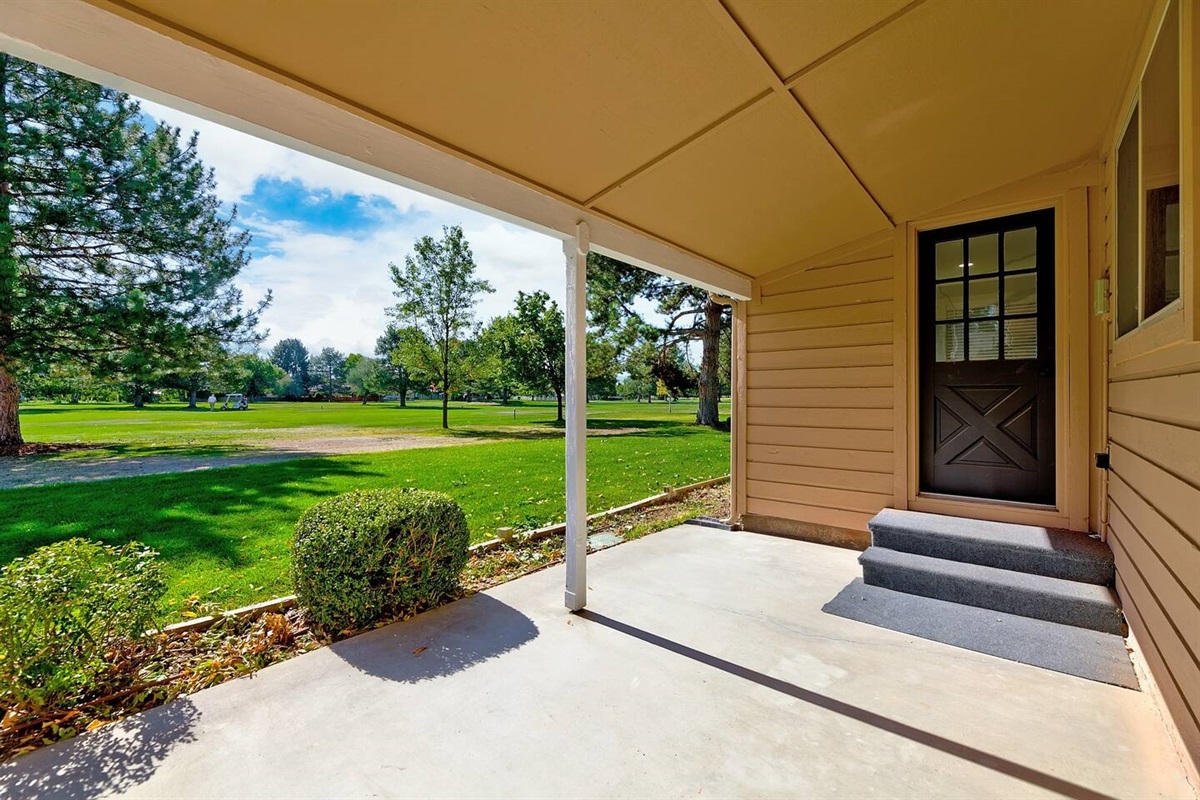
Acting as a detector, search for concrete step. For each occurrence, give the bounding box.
[822,578,1137,688]
[868,509,1114,585]
[859,546,1126,635]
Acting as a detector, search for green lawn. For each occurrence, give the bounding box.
[18,398,723,457]
[2,407,728,617]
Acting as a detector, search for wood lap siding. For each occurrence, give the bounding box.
[1098,143,1200,762]
[1106,367,1200,759]
[745,248,894,532]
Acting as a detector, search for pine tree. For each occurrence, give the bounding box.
[0,55,267,446]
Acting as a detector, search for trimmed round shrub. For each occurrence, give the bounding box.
[292,488,470,632]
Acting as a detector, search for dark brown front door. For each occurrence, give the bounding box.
[919,209,1056,505]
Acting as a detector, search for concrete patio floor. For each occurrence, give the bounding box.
[2,525,1194,800]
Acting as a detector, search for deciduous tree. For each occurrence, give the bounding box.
[388,226,493,429]
[269,338,310,398]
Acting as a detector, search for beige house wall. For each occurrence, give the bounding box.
[1097,0,1200,767]
[741,235,895,543]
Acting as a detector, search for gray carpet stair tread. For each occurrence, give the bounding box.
[823,578,1138,689]
[860,547,1124,634]
[868,509,1113,585]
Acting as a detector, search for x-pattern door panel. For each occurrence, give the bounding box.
[919,209,1055,505]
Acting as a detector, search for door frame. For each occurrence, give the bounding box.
[894,189,1091,531]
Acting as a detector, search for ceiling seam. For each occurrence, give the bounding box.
[781,0,929,88]
[583,2,925,212]
[88,0,754,284]
[708,0,896,227]
[582,88,773,208]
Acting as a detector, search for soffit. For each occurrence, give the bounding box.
[594,94,889,274]
[790,0,1154,222]
[116,0,766,202]
[80,0,1156,281]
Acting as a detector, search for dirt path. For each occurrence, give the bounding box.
[0,434,483,490]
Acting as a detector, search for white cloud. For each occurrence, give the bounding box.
[137,98,567,356]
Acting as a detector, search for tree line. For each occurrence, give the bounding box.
[0,56,730,447]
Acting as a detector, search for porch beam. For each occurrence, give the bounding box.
[564,222,589,612]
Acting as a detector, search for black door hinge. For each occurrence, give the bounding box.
[1095,452,1111,470]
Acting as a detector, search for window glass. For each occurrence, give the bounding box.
[968,320,1000,361]
[1005,319,1037,360]
[935,283,964,321]
[968,277,999,318]
[968,234,998,275]
[935,240,964,280]
[1142,1,1180,318]
[1004,274,1037,315]
[1115,105,1140,336]
[1004,228,1037,271]
[936,324,964,363]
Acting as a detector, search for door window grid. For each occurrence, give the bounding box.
[932,227,1038,362]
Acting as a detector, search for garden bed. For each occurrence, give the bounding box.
[0,482,729,762]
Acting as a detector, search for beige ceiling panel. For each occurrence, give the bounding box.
[724,0,912,79]
[792,0,1153,222]
[595,95,889,276]
[117,0,767,202]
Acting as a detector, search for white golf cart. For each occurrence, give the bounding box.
[222,393,249,411]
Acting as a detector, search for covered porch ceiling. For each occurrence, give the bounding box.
[1,0,1153,293]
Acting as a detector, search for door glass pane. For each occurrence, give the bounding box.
[935,240,964,279]
[1005,319,1037,359]
[935,282,964,320]
[968,234,998,275]
[968,320,999,360]
[1004,228,1037,271]
[936,323,964,362]
[1004,273,1037,314]
[968,277,999,318]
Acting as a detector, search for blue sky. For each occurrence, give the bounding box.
[139,98,566,357]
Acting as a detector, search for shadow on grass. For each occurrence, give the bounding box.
[332,593,538,683]
[0,697,200,800]
[0,456,384,570]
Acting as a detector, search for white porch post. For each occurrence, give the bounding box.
[564,222,589,611]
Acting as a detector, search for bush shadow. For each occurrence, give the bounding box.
[0,697,200,800]
[331,593,538,683]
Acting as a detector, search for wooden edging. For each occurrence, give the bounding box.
[468,474,731,555]
[159,474,730,636]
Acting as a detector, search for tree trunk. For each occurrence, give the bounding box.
[441,388,449,429]
[132,385,145,409]
[554,388,563,423]
[0,364,22,448]
[695,298,723,428]
[0,58,19,448]
[188,388,197,409]
[400,386,407,408]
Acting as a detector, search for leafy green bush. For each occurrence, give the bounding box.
[0,539,165,715]
[292,488,470,631]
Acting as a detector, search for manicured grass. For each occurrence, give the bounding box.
[19,399,725,457]
[0,427,728,617]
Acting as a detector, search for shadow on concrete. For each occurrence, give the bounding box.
[331,593,539,683]
[577,610,1120,800]
[0,697,200,800]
